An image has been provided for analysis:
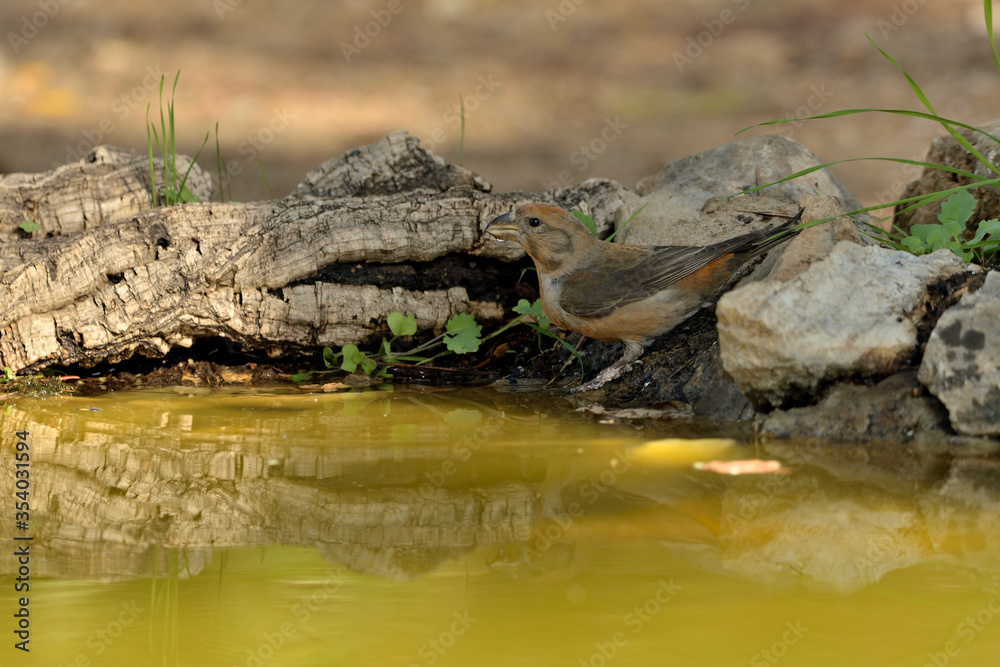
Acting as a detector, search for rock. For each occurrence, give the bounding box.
[764,195,867,282]
[918,270,1000,436]
[718,242,976,408]
[760,371,950,442]
[620,134,863,247]
[895,119,1000,233]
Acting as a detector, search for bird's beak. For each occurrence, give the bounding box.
[486,212,518,243]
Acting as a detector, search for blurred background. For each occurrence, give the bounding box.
[1,0,998,213]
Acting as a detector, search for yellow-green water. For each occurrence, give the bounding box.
[2,387,999,666]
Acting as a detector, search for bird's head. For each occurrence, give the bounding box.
[486,203,595,274]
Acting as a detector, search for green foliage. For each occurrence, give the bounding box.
[735,0,1000,239]
[387,312,417,336]
[571,210,598,235]
[512,298,549,329]
[146,71,209,207]
[339,344,377,375]
[880,190,1000,265]
[18,220,41,234]
[295,298,584,383]
[444,313,482,354]
[0,367,69,396]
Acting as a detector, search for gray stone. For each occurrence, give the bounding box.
[620,134,863,247]
[760,371,950,442]
[919,270,1000,436]
[718,242,976,407]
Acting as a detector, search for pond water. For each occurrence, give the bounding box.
[2,386,999,667]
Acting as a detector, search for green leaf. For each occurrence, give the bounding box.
[340,344,376,373]
[2,366,14,382]
[444,313,482,354]
[177,185,201,203]
[358,355,377,375]
[938,190,976,226]
[942,241,974,262]
[513,298,551,330]
[971,218,1000,244]
[18,220,41,234]
[322,346,338,369]
[290,371,314,384]
[387,312,417,337]
[571,210,598,236]
[899,236,927,255]
[910,223,960,251]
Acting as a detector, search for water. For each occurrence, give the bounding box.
[1,386,999,666]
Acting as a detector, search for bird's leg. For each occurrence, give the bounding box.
[569,340,645,393]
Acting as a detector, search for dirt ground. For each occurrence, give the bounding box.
[2,0,999,215]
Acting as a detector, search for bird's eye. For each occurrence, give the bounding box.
[527,217,542,228]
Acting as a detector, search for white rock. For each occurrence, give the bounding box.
[718,242,975,407]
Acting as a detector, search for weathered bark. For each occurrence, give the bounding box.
[0,132,635,371]
[0,145,213,240]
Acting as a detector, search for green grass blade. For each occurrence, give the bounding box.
[176,130,209,203]
[458,94,465,166]
[605,202,647,242]
[987,0,1000,77]
[867,33,1000,176]
[738,156,992,201]
[214,122,225,203]
[257,157,273,199]
[739,108,1000,145]
[865,34,937,115]
[146,104,158,208]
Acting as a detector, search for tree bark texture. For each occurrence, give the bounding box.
[0,132,634,372]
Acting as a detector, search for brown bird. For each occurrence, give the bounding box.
[486,203,802,392]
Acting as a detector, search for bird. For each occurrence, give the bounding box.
[486,202,803,392]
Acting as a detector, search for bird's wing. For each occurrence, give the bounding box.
[559,244,728,318]
[560,211,803,319]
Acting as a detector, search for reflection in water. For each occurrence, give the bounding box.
[1,387,1000,665]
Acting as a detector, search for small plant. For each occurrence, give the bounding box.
[292,299,583,384]
[18,220,41,235]
[146,71,209,207]
[737,0,1000,243]
[871,190,1000,265]
[0,367,71,397]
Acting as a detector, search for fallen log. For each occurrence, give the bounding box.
[0,131,633,372]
